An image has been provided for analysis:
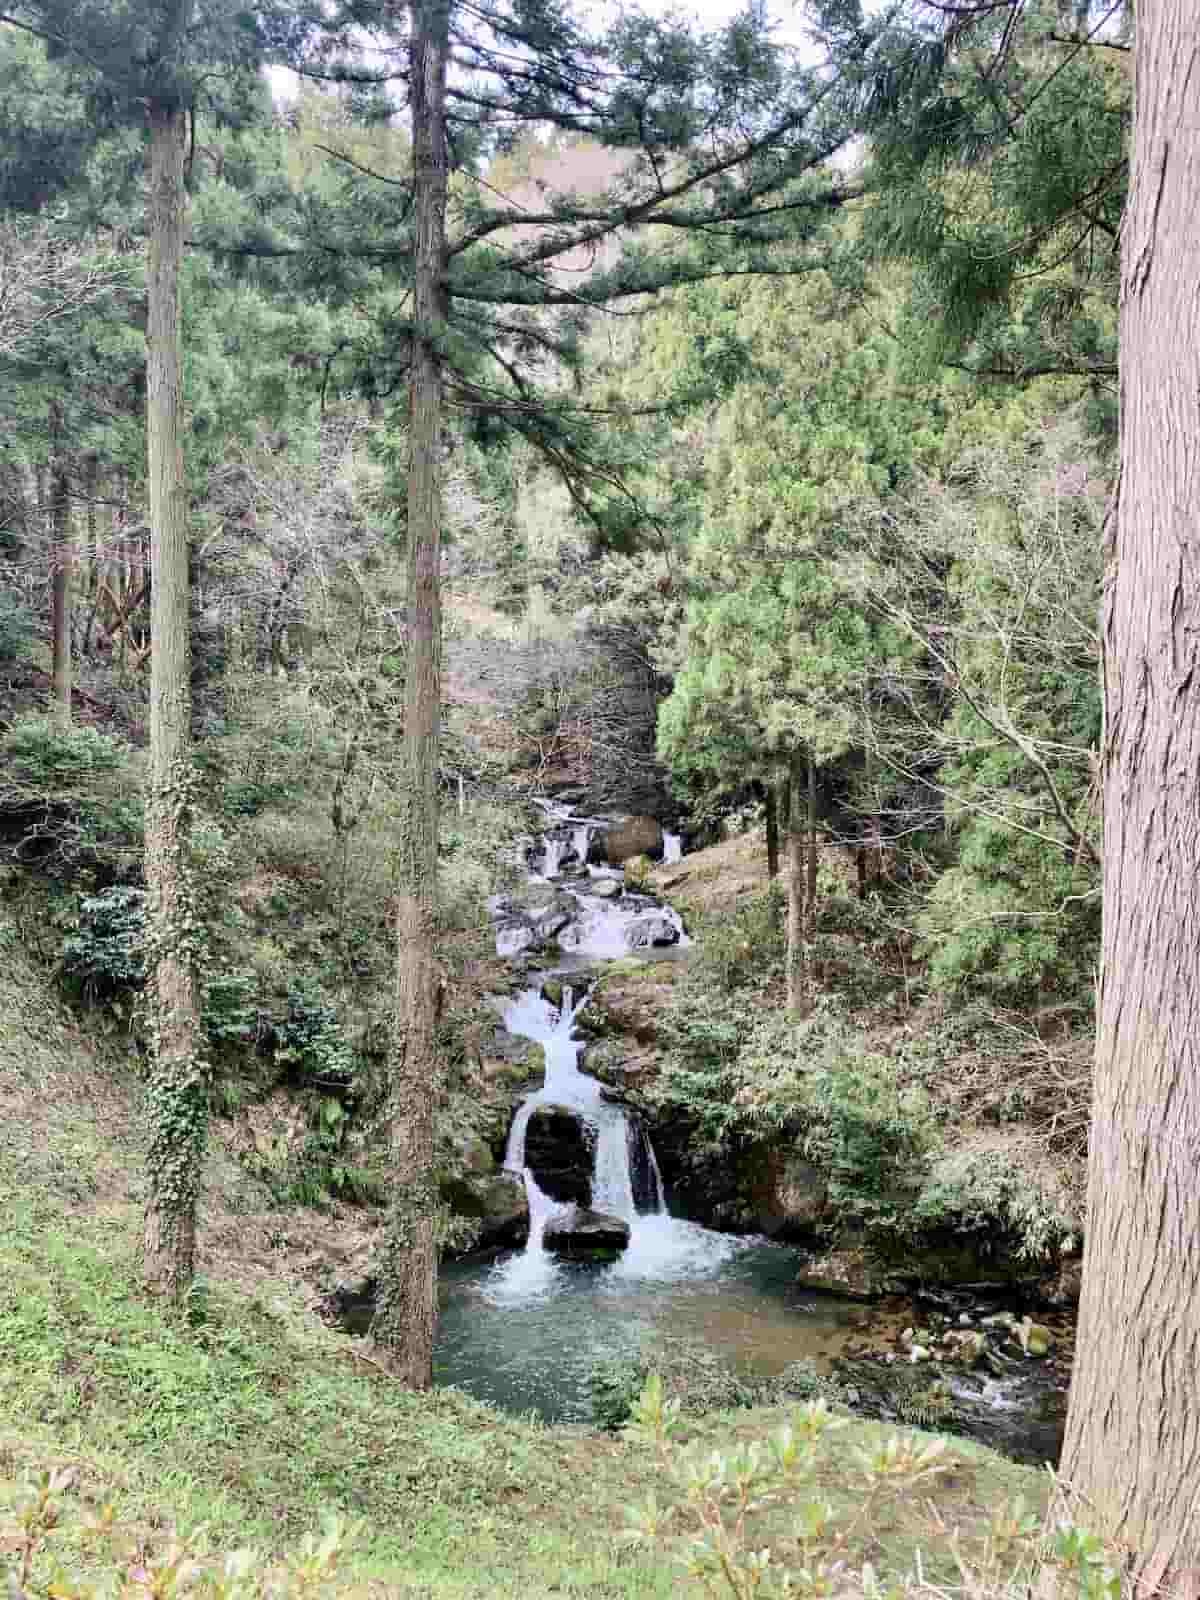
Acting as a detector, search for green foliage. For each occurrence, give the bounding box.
[734,1006,935,1226]
[920,823,1100,1004]
[5,1469,359,1600]
[0,717,142,878]
[912,1147,1079,1263]
[202,971,261,1053]
[0,591,35,659]
[272,982,354,1089]
[592,1339,833,1433]
[59,885,146,1004]
[623,1379,951,1599]
[659,991,934,1230]
[2,715,123,783]
[687,887,784,993]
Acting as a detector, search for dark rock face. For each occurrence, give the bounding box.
[523,1105,595,1205]
[328,1274,376,1334]
[749,1149,830,1242]
[590,815,665,865]
[628,1120,663,1213]
[544,1207,631,1256]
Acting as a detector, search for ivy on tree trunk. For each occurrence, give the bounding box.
[370,0,449,1388]
[142,90,207,1301]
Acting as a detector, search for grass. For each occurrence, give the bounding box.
[0,913,1052,1600]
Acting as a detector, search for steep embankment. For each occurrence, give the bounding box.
[1,904,1053,1600]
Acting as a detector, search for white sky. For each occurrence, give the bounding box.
[268,0,814,105]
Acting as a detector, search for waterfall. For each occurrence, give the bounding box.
[500,983,666,1264]
[487,800,743,1298]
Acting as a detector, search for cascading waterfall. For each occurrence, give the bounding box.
[485,804,744,1300]
[500,984,663,1241]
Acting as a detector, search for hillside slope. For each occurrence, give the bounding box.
[0,907,1052,1600]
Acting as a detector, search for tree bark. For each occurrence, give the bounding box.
[370,0,449,1388]
[764,781,779,879]
[142,96,205,1302]
[784,752,807,1014]
[49,406,72,725]
[805,754,818,944]
[1061,4,1200,1576]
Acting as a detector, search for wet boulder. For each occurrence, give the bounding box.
[495,919,537,958]
[624,914,680,951]
[544,1207,631,1257]
[523,1104,595,1205]
[471,1172,531,1249]
[587,816,664,865]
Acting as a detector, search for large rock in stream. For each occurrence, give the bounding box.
[523,1104,595,1205]
[544,1207,631,1257]
[588,816,664,865]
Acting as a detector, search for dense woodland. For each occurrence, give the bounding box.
[2,0,1199,1593]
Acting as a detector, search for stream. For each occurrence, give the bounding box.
[432,802,1071,1461]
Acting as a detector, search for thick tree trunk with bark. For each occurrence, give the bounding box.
[370,0,449,1387]
[142,98,206,1302]
[1061,4,1200,1576]
[784,752,807,1014]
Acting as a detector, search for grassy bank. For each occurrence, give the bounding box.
[1,901,1069,1600]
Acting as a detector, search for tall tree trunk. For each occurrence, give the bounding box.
[784,752,807,1014]
[1061,4,1200,1576]
[805,754,818,943]
[764,781,779,879]
[49,406,72,725]
[142,97,205,1302]
[370,0,449,1387]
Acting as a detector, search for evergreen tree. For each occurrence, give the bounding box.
[267,0,868,1379]
[2,0,298,1299]
[1061,0,1200,1571]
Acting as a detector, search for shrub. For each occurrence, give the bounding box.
[589,1341,834,1431]
[60,886,146,1005]
[0,717,142,876]
[203,971,261,1053]
[273,981,355,1088]
[3,1469,361,1600]
[912,1145,1080,1261]
[2,716,124,783]
[687,886,784,992]
[0,591,35,660]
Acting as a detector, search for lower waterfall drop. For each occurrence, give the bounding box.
[486,980,735,1304]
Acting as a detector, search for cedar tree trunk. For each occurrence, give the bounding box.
[764,780,779,879]
[370,0,449,1386]
[784,752,807,1014]
[1060,3,1200,1577]
[49,408,72,724]
[142,97,206,1300]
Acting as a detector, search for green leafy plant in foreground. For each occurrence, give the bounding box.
[622,1376,1123,1600]
[3,1469,360,1600]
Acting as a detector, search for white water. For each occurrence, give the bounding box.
[490,979,740,1302]
[487,807,747,1304]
